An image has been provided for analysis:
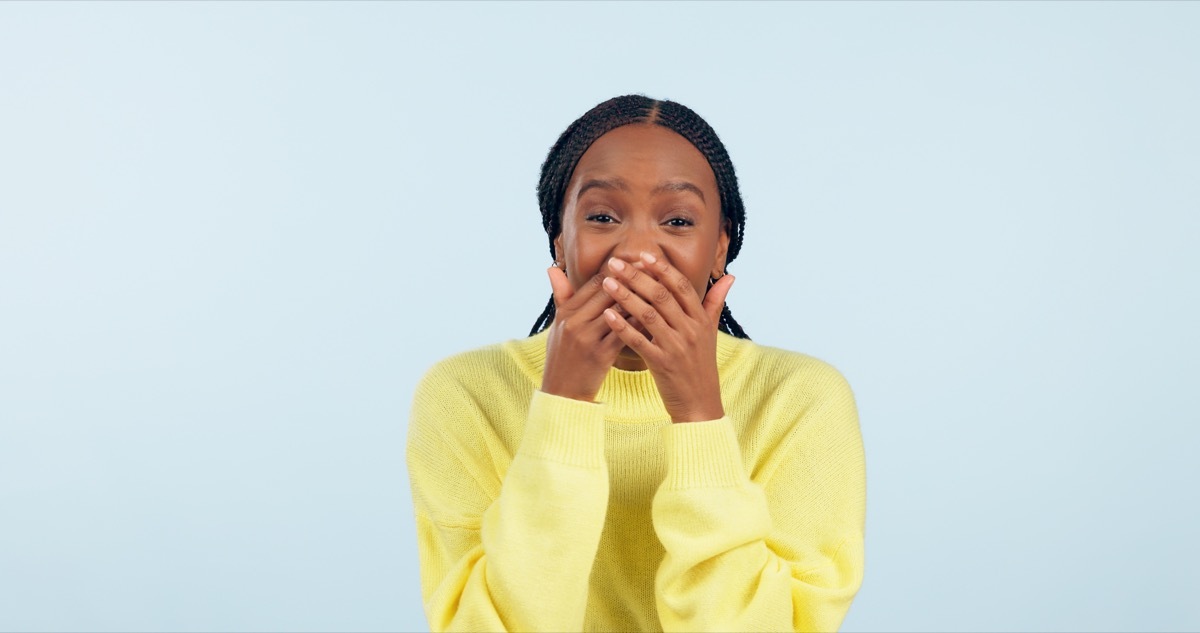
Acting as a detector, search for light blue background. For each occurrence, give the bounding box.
[2,2,1197,631]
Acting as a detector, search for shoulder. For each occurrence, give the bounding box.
[412,330,544,400]
[719,336,862,482]
[417,342,516,390]
[409,334,546,443]
[718,334,855,407]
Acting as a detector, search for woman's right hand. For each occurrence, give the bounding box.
[540,266,626,403]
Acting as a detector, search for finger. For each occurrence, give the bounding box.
[637,252,704,318]
[554,275,618,339]
[598,326,627,356]
[702,274,735,327]
[547,266,574,308]
[569,273,617,317]
[549,270,615,338]
[602,276,674,340]
[550,267,612,314]
[607,257,686,327]
[603,308,659,359]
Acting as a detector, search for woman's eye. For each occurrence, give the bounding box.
[666,217,694,227]
[586,214,615,223]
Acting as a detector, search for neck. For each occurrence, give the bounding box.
[613,348,648,371]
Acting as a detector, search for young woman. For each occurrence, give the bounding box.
[408,95,865,632]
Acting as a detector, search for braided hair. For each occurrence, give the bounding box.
[528,95,749,339]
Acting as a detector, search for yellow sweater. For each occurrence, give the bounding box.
[407,330,865,632]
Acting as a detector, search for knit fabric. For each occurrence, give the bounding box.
[407,330,865,632]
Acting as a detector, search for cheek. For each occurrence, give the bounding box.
[666,250,713,299]
[561,230,605,287]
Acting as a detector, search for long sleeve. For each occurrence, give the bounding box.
[408,375,610,632]
[652,368,865,632]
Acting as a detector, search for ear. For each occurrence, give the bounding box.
[711,219,731,278]
[553,234,564,266]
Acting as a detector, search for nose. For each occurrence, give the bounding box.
[611,225,663,269]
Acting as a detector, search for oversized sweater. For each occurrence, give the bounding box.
[407,330,865,632]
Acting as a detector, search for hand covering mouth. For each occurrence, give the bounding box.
[616,309,652,340]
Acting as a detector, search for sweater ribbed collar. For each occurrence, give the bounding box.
[504,330,747,422]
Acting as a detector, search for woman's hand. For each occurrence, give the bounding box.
[601,253,735,423]
[540,266,627,403]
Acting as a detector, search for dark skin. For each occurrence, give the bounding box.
[541,124,735,423]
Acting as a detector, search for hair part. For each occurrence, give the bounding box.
[529,95,749,339]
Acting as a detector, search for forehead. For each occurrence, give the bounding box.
[569,124,718,192]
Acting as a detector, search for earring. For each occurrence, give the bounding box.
[553,260,567,276]
[708,271,725,286]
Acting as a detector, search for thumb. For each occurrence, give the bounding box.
[547,266,574,308]
[702,274,735,326]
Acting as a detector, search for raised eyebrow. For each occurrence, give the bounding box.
[576,177,629,199]
[651,180,706,203]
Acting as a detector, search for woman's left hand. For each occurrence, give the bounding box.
[601,252,735,423]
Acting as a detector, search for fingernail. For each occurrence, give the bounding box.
[604,308,618,322]
[641,252,656,264]
[603,277,618,291]
[608,257,625,272]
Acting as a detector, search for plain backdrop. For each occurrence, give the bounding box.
[1,2,1197,632]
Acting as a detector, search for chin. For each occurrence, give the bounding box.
[618,346,643,359]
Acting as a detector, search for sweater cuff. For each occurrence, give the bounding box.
[520,390,607,469]
[661,418,747,490]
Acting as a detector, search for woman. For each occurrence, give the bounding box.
[407,95,865,632]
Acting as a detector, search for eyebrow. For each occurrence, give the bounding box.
[575,178,706,203]
[651,180,706,203]
[576,177,629,199]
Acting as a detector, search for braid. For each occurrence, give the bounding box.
[528,295,555,337]
[530,95,750,340]
[719,304,748,339]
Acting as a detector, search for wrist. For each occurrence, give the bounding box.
[539,378,600,404]
[668,400,724,424]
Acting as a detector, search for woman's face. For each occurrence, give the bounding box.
[555,123,729,305]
